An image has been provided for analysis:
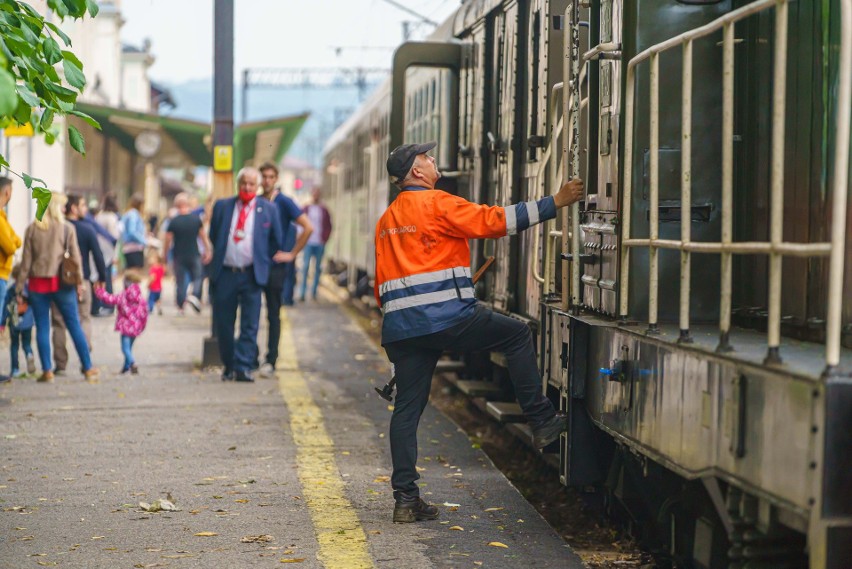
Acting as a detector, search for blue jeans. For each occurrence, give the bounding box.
[120,335,136,369]
[174,256,203,308]
[299,244,325,300]
[10,328,33,374]
[147,291,161,313]
[30,287,93,373]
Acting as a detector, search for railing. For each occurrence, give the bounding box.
[619,0,852,371]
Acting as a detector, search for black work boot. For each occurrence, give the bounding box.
[393,496,439,523]
[532,412,568,448]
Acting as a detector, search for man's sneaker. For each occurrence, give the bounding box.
[37,371,54,383]
[0,374,11,384]
[258,363,274,378]
[130,364,139,375]
[186,295,202,313]
[54,367,66,376]
[83,368,100,384]
[393,497,439,523]
[532,412,568,448]
[26,354,36,374]
[222,369,234,382]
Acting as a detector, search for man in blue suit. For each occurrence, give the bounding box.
[208,167,292,382]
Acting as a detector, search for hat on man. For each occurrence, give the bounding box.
[386,142,437,180]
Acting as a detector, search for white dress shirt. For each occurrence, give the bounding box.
[223,199,256,268]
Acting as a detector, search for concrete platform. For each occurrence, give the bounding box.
[0,281,583,568]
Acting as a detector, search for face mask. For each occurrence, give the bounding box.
[238,189,255,204]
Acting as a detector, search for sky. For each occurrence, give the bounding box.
[120,0,461,83]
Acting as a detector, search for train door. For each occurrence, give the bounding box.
[517,0,572,319]
[485,1,521,313]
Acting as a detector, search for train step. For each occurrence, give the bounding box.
[454,379,504,398]
[435,360,466,373]
[486,401,527,423]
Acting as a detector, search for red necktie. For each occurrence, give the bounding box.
[233,199,254,243]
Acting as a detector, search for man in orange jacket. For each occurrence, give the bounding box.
[376,142,584,522]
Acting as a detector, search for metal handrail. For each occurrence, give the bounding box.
[619,0,852,371]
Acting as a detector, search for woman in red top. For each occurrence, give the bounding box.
[15,193,97,383]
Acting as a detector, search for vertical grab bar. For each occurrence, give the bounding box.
[765,1,788,365]
[825,0,852,374]
[718,22,735,352]
[679,39,693,343]
[647,53,660,334]
[569,1,582,313]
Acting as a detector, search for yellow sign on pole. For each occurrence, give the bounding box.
[4,123,34,137]
[213,145,233,172]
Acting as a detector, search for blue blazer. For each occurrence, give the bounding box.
[208,196,284,287]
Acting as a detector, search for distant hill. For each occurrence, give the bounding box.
[159,78,381,166]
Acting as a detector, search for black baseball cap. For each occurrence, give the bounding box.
[386,142,437,180]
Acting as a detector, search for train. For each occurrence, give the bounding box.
[321,1,852,567]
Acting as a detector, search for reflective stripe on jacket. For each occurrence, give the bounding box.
[374,187,556,344]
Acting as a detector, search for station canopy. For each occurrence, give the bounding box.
[75,102,309,169]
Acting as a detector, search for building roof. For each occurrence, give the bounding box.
[74,102,310,169]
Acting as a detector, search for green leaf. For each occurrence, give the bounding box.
[44,131,55,145]
[44,80,76,101]
[43,36,62,65]
[0,155,8,169]
[69,109,99,129]
[32,187,51,221]
[40,108,54,130]
[50,0,69,18]
[85,0,98,17]
[16,84,39,107]
[62,58,85,89]
[22,172,45,187]
[0,67,17,115]
[60,49,82,68]
[18,2,42,20]
[46,22,72,47]
[13,97,31,124]
[68,124,85,155]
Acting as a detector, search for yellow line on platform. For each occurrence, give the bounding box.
[277,308,374,569]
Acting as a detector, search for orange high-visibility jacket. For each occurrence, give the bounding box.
[374,186,556,344]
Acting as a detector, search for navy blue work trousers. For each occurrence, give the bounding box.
[213,269,262,373]
[383,304,556,499]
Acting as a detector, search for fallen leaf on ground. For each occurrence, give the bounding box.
[280,559,305,564]
[449,526,464,531]
[442,502,461,508]
[484,507,504,512]
[372,476,390,483]
[241,535,274,543]
[488,542,509,548]
[91,536,106,540]
[194,532,218,537]
[234,499,249,503]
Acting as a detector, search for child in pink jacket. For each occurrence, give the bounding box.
[94,269,148,374]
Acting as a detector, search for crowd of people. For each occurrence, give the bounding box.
[0,164,333,383]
